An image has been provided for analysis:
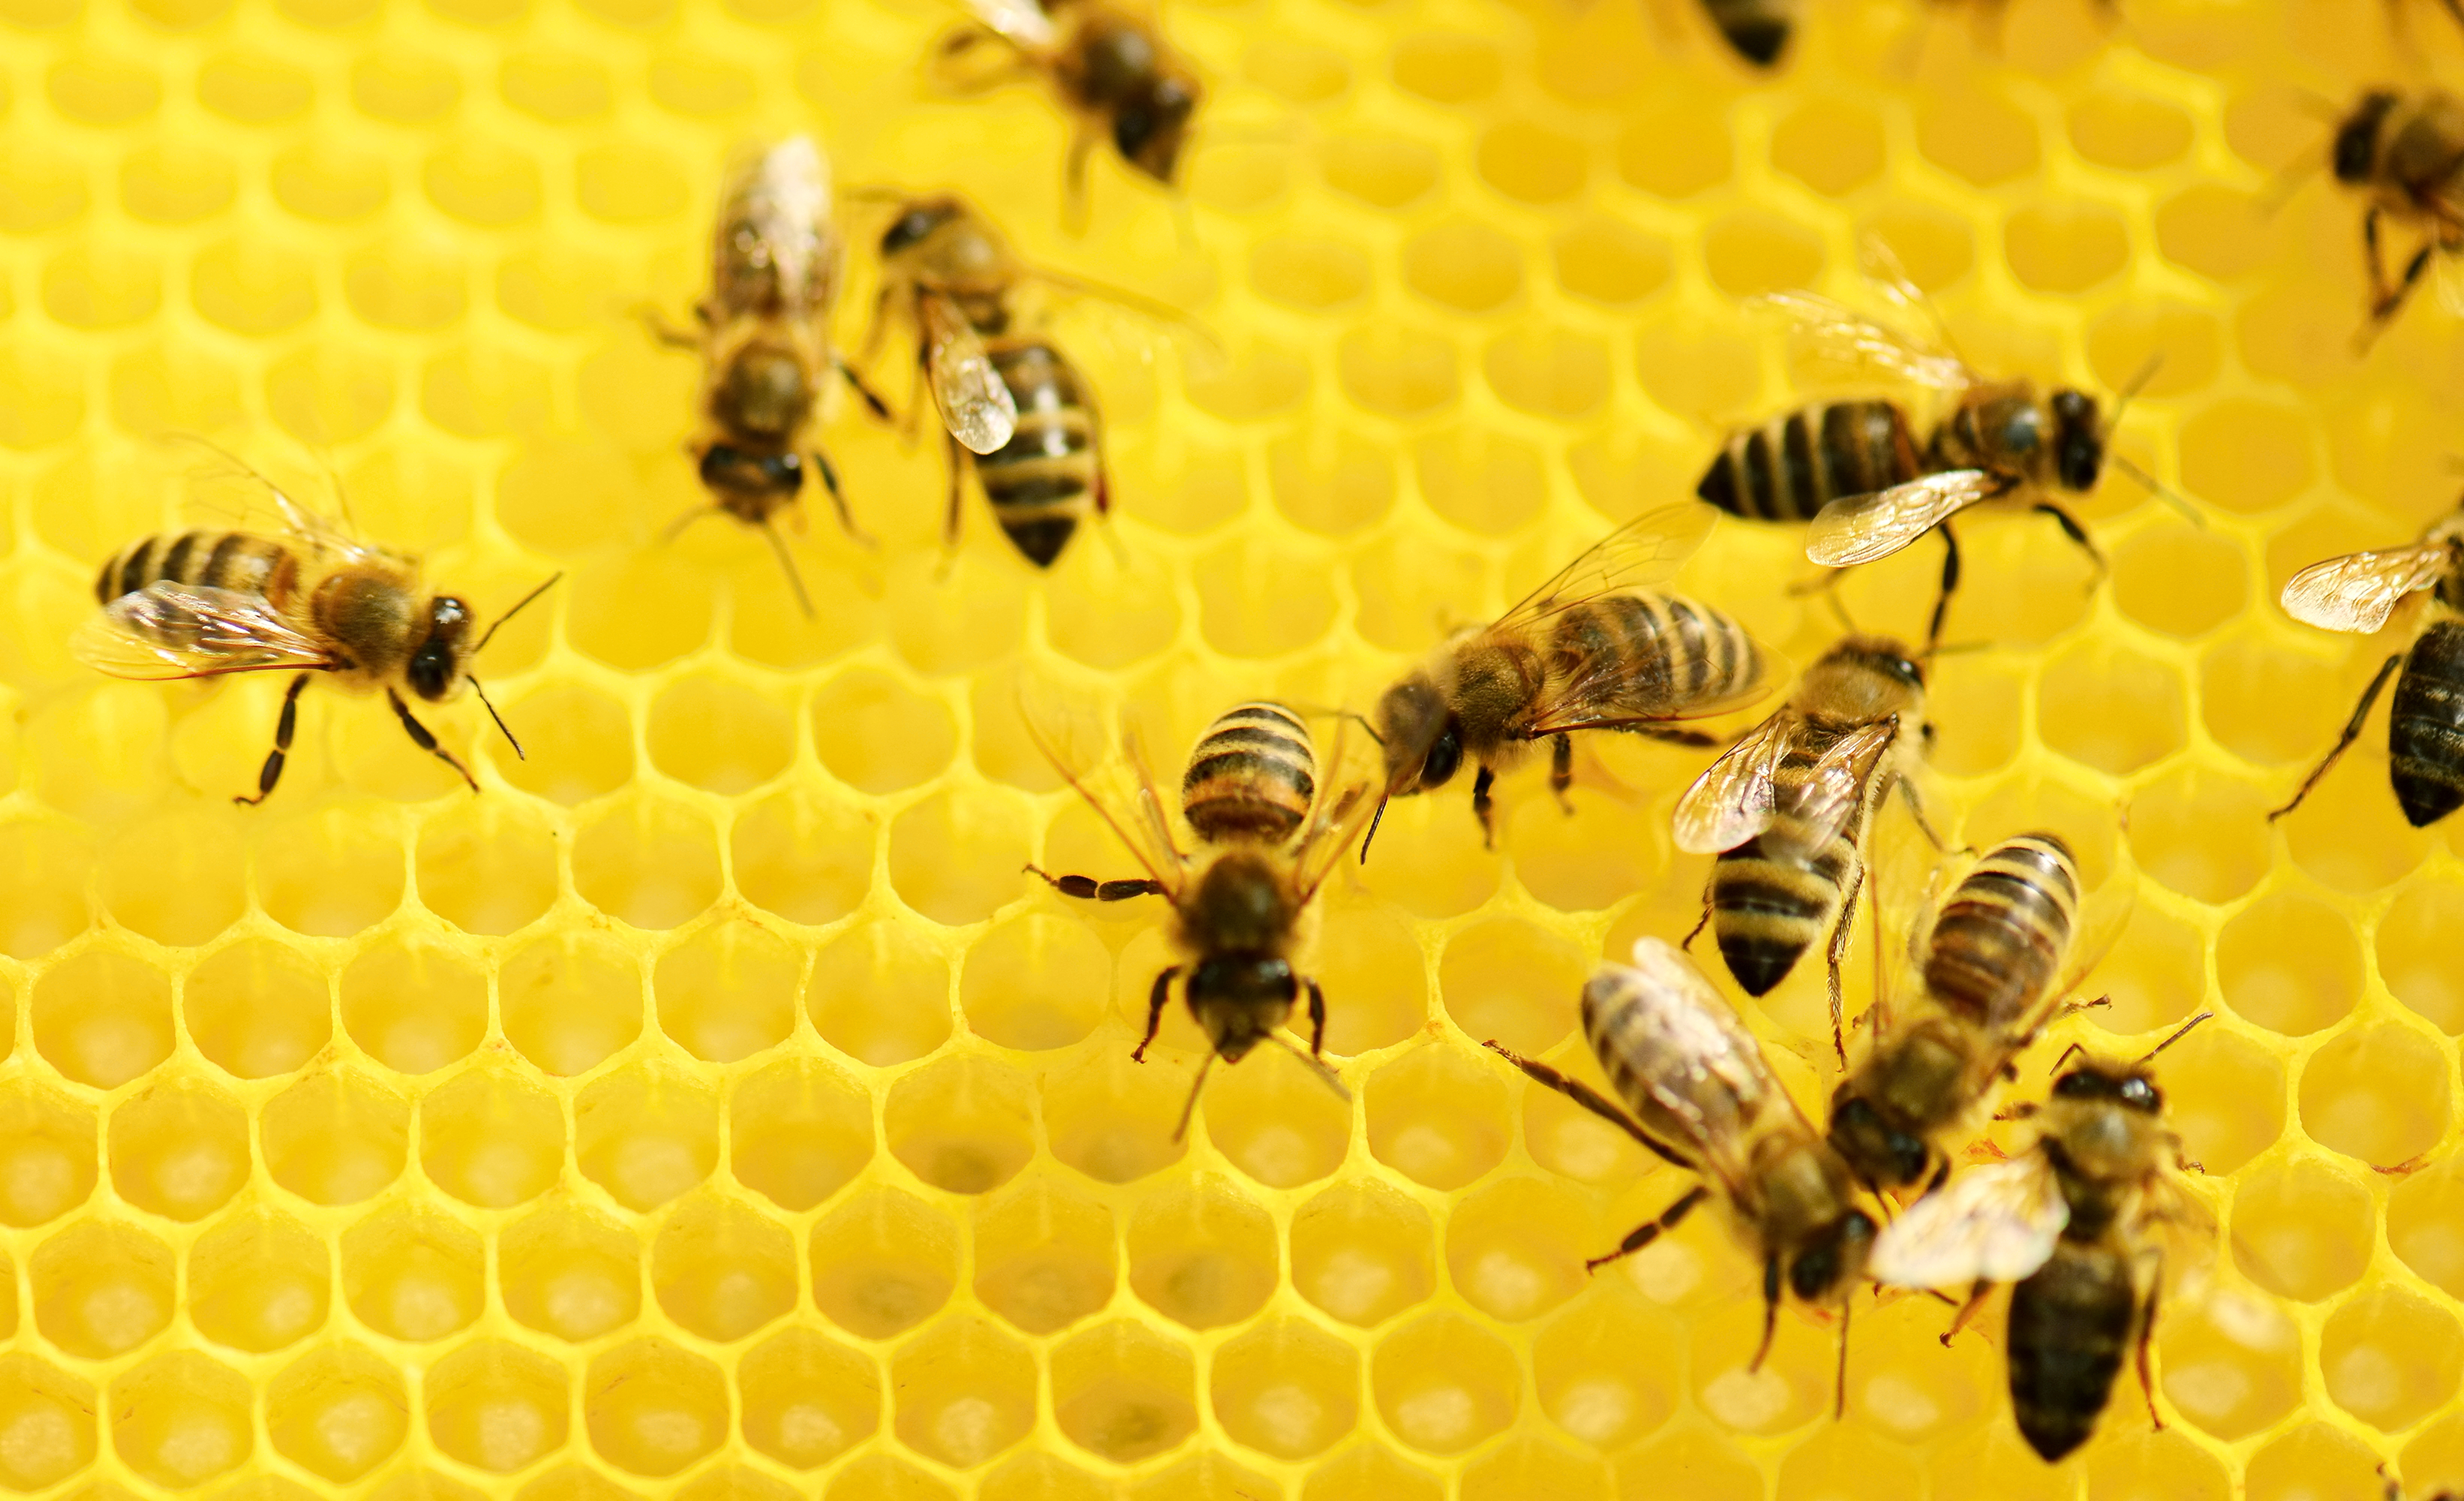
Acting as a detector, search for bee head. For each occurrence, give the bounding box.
[2052,1062,2163,1114]
[1185,952,1298,1061]
[1113,72,1202,185]
[408,595,474,702]
[2049,388,2104,492]
[1373,675,1461,796]
[2334,91,2398,184]
[1826,1091,1930,1190]
[1789,1209,1877,1304]
[698,444,805,516]
[1830,636,1926,691]
[880,196,963,257]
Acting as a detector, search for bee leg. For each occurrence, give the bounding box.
[2034,502,2105,586]
[1305,977,1327,1057]
[1063,131,1095,235]
[2134,1255,2166,1433]
[1549,733,1575,813]
[1682,876,1713,951]
[1022,864,1166,902]
[809,447,875,549]
[1470,765,1497,848]
[835,358,893,422]
[388,689,478,794]
[1588,1183,1713,1274]
[1480,1039,1689,1168]
[1926,521,1961,651]
[1750,1254,1782,1370]
[1895,775,1952,852]
[942,429,969,553]
[1132,964,1181,1062]
[635,304,699,350]
[233,672,315,807]
[2270,652,2404,820]
[1937,1279,1992,1348]
[1826,868,1864,1068]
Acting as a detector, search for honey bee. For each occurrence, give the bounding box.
[1700,0,1795,66]
[1484,937,1876,1411]
[1700,250,2164,647]
[1869,1014,2213,1462]
[1674,635,1940,1062]
[2268,498,2464,827]
[2328,89,2464,341]
[647,135,887,615]
[77,465,553,806]
[1828,832,2119,1196]
[933,0,1203,222]
[1365,505,1777,856]
[1023,697,1374,1137]
[870,193,1125,569]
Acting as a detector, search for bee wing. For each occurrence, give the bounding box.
[1757,718,1904,864]
[1018,681,1188,894]
[922,293,1019,456]
[164,436,376,565]
[1291,716,1382,900]
[961,0,1058,47]
[1599,937,1786,1182]
[1806,469,2003,568]
[1869,1152,2069,1290]
[1525,623,1785,737]
[1488,506,1718,636]
[74,584,335,681]
[718,135,837,317]
[1671,712,1794,854]
[2279,542,2449,634]
[1748,290,1977,393]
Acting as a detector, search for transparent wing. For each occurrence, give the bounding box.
[1597,937,1785,1188]
[923,293,1019,455]
[1018,679,1187,894]
[714,135,836,318]
[1489,506,1717,637]
[1869,1153,2068,1289]
[74,584,334,681]
[164,436,374,565]
[1748,290,1977,392]
[1758,718,1904,863]
[1526,622,1785,737]
[1671,713,1794,855]
[1291,716,1382,900]
[2279,543,2448,633]
[1806,470,2004,568]
[962,0,1058,46]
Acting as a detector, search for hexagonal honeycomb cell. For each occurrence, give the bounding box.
[2,0,2460,1494]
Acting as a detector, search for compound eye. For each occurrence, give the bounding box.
[1418,723,1463,788]
[2121,1077,2160,1111]
[758,451,805,496]
[2334,120,2375,181]
[882,208,940,253]
[1113,107,1156,162]
[407,642,454,701]
[2059,436,2103,492]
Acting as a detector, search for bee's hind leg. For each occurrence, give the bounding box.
[1480,1039,1690,1170]
[1471,765,1497,847]
[1022,865,1167,902]
[1827,866,1865,1069]
[388,688,478,794]
[1938,1278,1992,1348]
[2271,652,2404,820]
[1305,978,1327,1056]
[1549,733,1575,814]
[234,671,316,807]
[1926,520,1961,651]
[1132,964,1181,1062]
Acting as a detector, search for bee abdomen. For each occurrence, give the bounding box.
[98,531,299,610]
[2391,620,2464,828]
[1711,834,1855,997]
[1546,592,1761,718]
[977,339,1099,569]
[1697,402,1920,522]
[1182,700,1316,844]
[1923,832,2079,1026]
[1699,0,1791,66]
[2008,1244,2136,1462]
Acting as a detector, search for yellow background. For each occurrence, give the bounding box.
[3,0,2464,1495]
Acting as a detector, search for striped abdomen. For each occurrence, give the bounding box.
[96,531,301,610]
[2391,619,2464,828]
[1711,731,1872,997]
[1696,402,1922,522]
[1544,591,1761,721]
[974,337,1100,569]
[1181,700,1316,845]
[2007,1241,2136,1462]
[1923,832,2079,1032]
[1698,0,1793,65]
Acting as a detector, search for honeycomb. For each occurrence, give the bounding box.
[6,0,2464,1494]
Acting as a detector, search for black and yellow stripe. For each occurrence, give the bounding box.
[1545,589,1760,719]
[96,531,301,610]
[1923,832,2079,1030]
[2391,619,2464,827]
[1696,400,1922,523]
[1711,728,1877,998]
[974,337,1100,569]
[1181,700,1316,845]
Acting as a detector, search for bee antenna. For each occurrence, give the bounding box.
[468,674,524,760]
[2139,1010,2215,1065]
[1834,1298,1852,1422]
[475,572,563,654]
[1170,1052,1218,1143]
[1266,1030,1352,1102]
[760,520,817,619]
[840,182,915,203]
[1357,792,1390,864]
[2109,455,2205,529]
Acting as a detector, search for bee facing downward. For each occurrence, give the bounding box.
[1367,505,1775,856]
[1870,1014,2213,1462]
[1024,698,1373,1137]
[1699,0,1797,66]
[1701,248,2165,647]
[2327,89,2464,343]
[2270,496,2464,827]
[647,135,887,615]
[78,466,553,806]
[1676,635,1940,1062]
[1486,938,1877,1414]
[933,0,1203,224]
